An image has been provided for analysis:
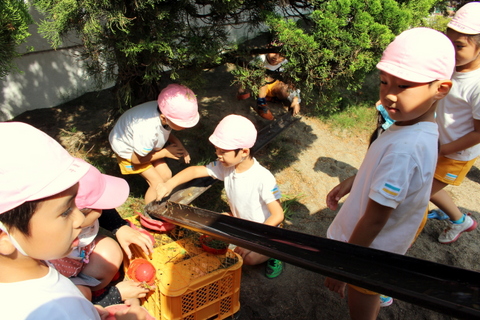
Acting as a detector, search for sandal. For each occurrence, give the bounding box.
[428,209,450,220]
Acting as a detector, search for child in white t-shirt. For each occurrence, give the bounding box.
[155,114,285,278]
[0,122,146,320]
[109,83,199,204]
[49,165,154,306]
[324,28,455,319]
[428,2,480,244]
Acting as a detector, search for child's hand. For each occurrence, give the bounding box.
[115,226,154,259]
[116,280,154,301]
[164,143,187,160]
[183,151,191,164]
[326,175,355,210]
[94,305,109,319]
[113,305,147,320]
[290,101,300,116]
[324,277,347,298]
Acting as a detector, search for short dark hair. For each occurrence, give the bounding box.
[0,200,39,236]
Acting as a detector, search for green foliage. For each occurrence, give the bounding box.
[325,102,377,134]
[281,193,304,220]
[420,13,451,32]
[0,0,33,78]
[233,0,441,115]
[32,0,441,112]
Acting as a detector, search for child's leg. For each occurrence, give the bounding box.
[76,284,92,300]
[430,178,462,219]
[234,247,269,265]
[347,286,380,320]
[82,235,123,291]
[140,160,171,204]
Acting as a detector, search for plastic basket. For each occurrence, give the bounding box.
[124,219,242,320]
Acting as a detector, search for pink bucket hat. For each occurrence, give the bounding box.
[75,164,130,210]
[0,122,90,214]
[209,114,257,150]
[158,84,199,128]
[376,27,455,83]
[448,2,480,35]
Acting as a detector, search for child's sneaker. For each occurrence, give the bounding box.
[438,214,477,244]
[265,258,283,278]
[380,295,393,307]
[255,104,274,120]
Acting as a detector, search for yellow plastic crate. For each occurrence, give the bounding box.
[125,219,242,320]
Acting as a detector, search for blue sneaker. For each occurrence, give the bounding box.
[380,295,393,307]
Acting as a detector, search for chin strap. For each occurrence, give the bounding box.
[0,221,28,256]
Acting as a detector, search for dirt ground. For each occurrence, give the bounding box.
[11,65,480,320]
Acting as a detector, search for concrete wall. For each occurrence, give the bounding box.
[0,7,108,121]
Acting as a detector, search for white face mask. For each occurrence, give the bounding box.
[0,221,28,256]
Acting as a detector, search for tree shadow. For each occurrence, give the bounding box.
[466,165,480,184]
[313,156,358,183]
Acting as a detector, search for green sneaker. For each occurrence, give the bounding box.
[265,258,283,279]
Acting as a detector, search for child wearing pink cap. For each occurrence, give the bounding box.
[49,165,154,307]
[0,122,146,320]
[156,114,285,278]
[109,83,200,204]
[324,27,455,319]
[427,2,480,244]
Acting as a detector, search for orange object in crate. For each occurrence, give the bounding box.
[199,235,228,255]
[127,258,156,286]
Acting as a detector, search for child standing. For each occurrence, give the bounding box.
[428,2,480,244]
[324,27,455,319]
[155,114,285,278]
[109,83,199,204]
[49,164,154,306]
[0,122,145,320]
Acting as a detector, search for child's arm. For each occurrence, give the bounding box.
[263,199,284,227]
[130,143,187,165]
[326,175,356,210]
[439,119,480,156]
[348,198,393,247]
[155,165,209,200]
[167,133,191,164]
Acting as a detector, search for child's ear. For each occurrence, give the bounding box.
[159,114,167,124]
[434,80,453,100]
[0,231,17,256]
[241,148,251,157]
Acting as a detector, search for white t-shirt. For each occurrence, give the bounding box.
[0,266,100,320]
[436,68,480,161]
[255,54,288,72]
[206,158,282,223]
[109,101,171,160]
[327,122,438,254]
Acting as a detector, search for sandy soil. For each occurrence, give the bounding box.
[12,65,480,320]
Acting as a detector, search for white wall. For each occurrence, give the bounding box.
[0,7,107,121]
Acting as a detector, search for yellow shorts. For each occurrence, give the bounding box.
[434,156,477,186]
[116,156,152,175]
[264,80,279,98]
[348,284,378,295]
